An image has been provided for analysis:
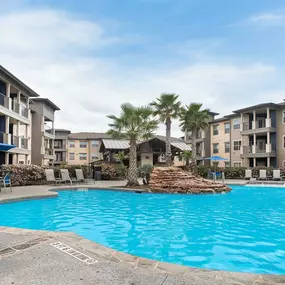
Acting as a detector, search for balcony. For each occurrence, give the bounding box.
[44,148,55,160]
[196,130,205,143]
[241,144,276,158]
[0,93,30,122]
[54,141,66,150]
[241,120,276,135]
[42,124,55,139]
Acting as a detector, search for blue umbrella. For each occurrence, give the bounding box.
[203,156,229,161]
[203,156,229,172]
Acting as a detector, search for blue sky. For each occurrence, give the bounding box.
[1,0,285,135]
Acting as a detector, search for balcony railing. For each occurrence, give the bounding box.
[45,149,54,156]
[256,147,266,153]
[0,93,10,109]
[0,92,29,119]
[0,132,9,144]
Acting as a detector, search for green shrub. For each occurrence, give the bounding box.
[138,164,154,178]
[193,165,279,179]
[115,164,128,179]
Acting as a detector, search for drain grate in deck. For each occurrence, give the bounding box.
[51,242,98,265]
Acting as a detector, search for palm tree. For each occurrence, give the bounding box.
[114,151,126,165]
[107,103,158,186]
[180,150,192,167]
[179,103,210,165]
[150,93,181,166]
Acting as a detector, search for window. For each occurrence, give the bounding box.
[213,143,219,154]
[91,153,100,160]
[233,141,241,151]
[213,125,219,136]
[233,162,242,168]
[69,153,75,160]
[69,141,75,148]
[79,141,87,148]
[225,142,230,153]
[233,118,241,130]
[283,136,285,148]
[283,111,285,124]
[224,122,230,134]
[225,161,230,168]
[79,153,87,160]
[283,160,285,167]
[91,140,99,147]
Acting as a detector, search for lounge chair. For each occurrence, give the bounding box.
[60,169,79,185]
[244,169,252,180]
[0,173,12,192]
[258,169,267,180]
[45,169,64,185]
[75,169,94,184]
[273,169,282,181]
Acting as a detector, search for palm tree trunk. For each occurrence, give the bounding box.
[127,136,139,186]
[165,118,172,167]
[191,131,197,167]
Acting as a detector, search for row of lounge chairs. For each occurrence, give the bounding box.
[45,168,93,185]
[245,169,284,180]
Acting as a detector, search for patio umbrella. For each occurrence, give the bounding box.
[203,156,229,172]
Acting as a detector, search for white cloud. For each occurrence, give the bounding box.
[248,13,285,25]
[0,8,284,137]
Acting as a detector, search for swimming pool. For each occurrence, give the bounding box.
[0,185,285,274]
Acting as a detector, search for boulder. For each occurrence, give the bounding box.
[149,167,231,194]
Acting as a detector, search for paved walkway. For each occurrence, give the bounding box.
[0,180,284,285]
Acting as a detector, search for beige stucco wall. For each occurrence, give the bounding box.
[67,139,90,165]
[276,108,285,167]
[141,153,153,166]
[230,116,242,166]
[210,120,230,167]
[67,139,103,165]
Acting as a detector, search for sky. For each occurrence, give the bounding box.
[1,0,285,137]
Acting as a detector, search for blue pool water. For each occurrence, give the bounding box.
[1,185,285,274]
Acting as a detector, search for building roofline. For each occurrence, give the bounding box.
[68,132,111,140]
[0,65,40,97]
[209,114,236,123]
[233,103,281,114]
[209,111,220,116]
[55,129,71,134]
[30,98,60,111]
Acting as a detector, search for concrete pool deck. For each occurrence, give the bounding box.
[0,180,284,285]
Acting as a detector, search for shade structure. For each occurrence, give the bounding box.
[0,143,16,151]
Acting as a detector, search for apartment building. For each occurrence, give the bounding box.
[184,111,219,165]
[30,98,60,166]
[209,114,242,167]
[67,133,110,165]
[235,103,279,168]
[0,65,39,165]
[209,102,285,168]
[54,129,70,165]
